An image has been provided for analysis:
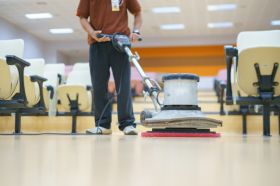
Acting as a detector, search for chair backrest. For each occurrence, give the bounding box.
[44,63,65,75]
[236,30,280,96]
[44,63,65,87]
[25,58,45,76]
[237,30,280,53]
[44,64,66,115]
[70,63,91,86]
[0,39,24,99]
[57,67,92,112]
[67,70,92,86]
[0,39,24,58]
[72,63,89,71]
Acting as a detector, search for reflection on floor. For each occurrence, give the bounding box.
[0,134,279,186]
[0,90,279,134]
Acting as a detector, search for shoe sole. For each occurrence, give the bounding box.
[124,131,138,135]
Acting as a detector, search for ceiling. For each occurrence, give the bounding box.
[0,0,279,64]
[0,0,279,43]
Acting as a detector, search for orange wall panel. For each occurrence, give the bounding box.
[143,65,226,76]
[132,45,225,58]
[130,45,228,76]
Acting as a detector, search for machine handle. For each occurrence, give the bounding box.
[96,34,142,42]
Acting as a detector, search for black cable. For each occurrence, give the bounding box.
[149,79,163,107]
[0,133,94,136]
[156,90,163,107]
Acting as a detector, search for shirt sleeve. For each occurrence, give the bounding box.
[127,0,141,14]
[76,0,90,18]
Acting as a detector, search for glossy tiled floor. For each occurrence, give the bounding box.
[0,134,279,186]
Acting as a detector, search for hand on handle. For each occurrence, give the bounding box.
[91,31,111,42]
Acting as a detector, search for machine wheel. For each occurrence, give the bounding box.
[140,110,155,123]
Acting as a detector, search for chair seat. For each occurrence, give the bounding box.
[0,58,19,100]
[24,76,40,107]
[237,47,280,96]
[57,85,92,112]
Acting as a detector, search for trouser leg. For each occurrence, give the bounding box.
[110,47,135,131]
[89,43,112,129]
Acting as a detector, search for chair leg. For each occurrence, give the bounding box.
[67,94,79,134]
[15,111,22,134]
[71,114,77,134]
[263,104,271,136]
[219,85,226,115]
[242,114,247,135]
[240,106,248,135]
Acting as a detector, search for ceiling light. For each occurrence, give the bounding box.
[208,22,234,28]
[49,28,74,34]
[152,7,181,14]
[207,4,237,11]
[271,20,280,26]
[160,24,185,30]
[25,13,53,19]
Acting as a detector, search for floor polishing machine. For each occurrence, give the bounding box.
[97,33,222,137]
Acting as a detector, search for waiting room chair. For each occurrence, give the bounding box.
[225,30,280,136]
[0,39,46,134]
[57,64,93,133]
[44,63,66,115]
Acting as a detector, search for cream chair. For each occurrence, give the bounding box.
[0,40,47,134]
[225,30,280,136]
[0,39,24,103]
[57,65,93,133]
[43,63,66,115]
[44,63,66,86]
[24,58,45,108]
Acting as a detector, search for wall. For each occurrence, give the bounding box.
[133,46,227,76]
[44,40,88,64]
[0,18,227,76]
[0,18,45,59]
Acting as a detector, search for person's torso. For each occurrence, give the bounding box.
[89,0,130,35]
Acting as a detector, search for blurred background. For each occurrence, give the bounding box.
[0,0,279,76]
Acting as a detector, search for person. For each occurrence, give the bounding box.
[76,0,142,135]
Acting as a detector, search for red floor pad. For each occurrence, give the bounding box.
[141,132,221,138]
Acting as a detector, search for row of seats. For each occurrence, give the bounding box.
[214,67,280,135]
[0,39,94,133]
[0,39,161,134]
[2,30,279,136]
[0,40,47,133]
[214,30,280,136]
[57,63,94,133]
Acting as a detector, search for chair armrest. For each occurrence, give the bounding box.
[224,45,238,58]
[5,55,30,104]
[224,46,238,105]
[58,74,63,85]
[30,75,47,110]
[6,55,30,67]
[30,75,47,83]
[47,86,54,99]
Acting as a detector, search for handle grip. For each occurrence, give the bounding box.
[96,34,142,41]
[96,34,112,39]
